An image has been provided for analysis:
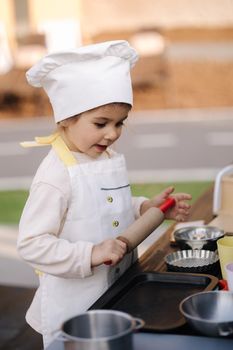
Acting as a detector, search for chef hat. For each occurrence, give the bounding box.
[26,40,138,122]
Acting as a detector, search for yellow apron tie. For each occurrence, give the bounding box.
[20,132,77,276]
[35,269,43,277]
[20,132,77,167]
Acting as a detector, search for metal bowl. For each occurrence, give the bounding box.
[174,226,224,251]
[165,249,219,274]
[180,291,233,337]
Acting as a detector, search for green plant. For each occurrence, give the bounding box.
[0,181,213,224]
[131,181,213,204]
[0,190,28,224]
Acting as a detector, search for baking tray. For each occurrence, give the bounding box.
[90,271,218,332]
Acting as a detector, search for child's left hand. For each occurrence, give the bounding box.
[141,186,192,222]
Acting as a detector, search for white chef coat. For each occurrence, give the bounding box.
[18,143,146,347]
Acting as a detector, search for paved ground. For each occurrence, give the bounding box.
[1,107,233,190]
[0,225,38,287]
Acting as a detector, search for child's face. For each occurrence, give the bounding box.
[62,103,130,158]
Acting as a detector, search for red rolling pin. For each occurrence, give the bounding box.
[104,197,176,265]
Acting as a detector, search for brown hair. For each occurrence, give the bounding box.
[56,102,131,129]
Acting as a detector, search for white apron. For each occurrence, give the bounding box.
[24,134,136,347]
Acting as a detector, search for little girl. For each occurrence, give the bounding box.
[17,40,191,347]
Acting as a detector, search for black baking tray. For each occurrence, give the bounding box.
[90,271,218,332]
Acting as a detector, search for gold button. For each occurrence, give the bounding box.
[112,220,119,227]
[107,196,113,203]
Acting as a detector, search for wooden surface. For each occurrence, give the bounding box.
[0,186,214,349]
[137,185,214,273]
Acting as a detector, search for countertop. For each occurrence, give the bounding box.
[48,186,233,349]
[48,332,233,350]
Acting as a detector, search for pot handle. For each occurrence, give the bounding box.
[218,279,228,290]
[54,330,72,342]
[219,326,233,337]
[132,317,145,331]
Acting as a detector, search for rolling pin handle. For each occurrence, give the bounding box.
[159,197,176,213]
[104,260,112,265]
[104,236,130,265]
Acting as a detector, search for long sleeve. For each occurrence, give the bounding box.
[131,196,148,219]
[17,182,93,279]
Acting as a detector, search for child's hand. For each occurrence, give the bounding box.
[140,186,175,214]
[140,186,192,222]
[91,239,127,267]
[163,192,192,222]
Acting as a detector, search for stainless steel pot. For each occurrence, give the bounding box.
[179,291,233,337]
[58,310,144,350]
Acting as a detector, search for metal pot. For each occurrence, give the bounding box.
[58,310,144,350]
[174,226,224,251]
[179,291,233,337]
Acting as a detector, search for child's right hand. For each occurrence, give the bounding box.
[91,239,127,267]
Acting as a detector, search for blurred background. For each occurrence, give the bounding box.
[0,0,233,287]
[0,0,233,117]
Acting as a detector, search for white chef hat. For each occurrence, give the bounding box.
[26,40,138,122]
